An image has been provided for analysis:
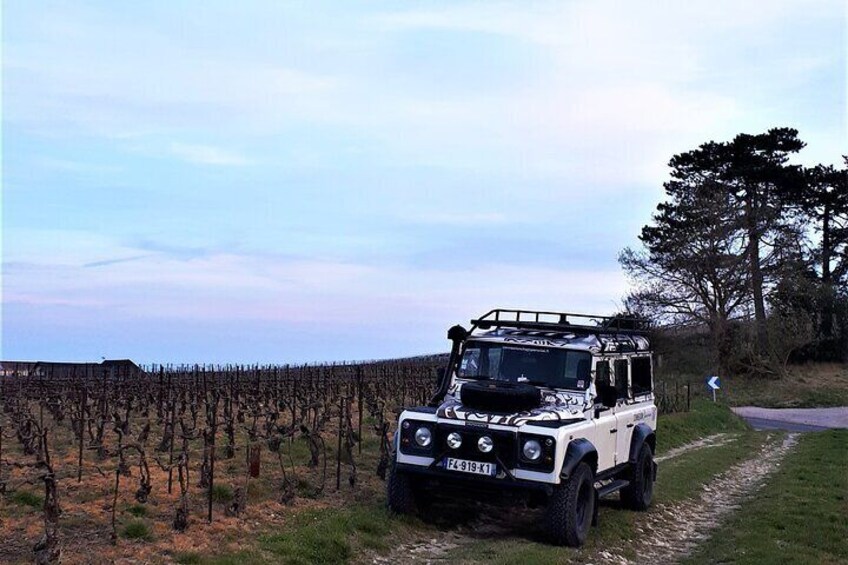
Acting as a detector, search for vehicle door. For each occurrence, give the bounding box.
[592,360,618,472]
[613,358,637,465]
[620,355,657,451]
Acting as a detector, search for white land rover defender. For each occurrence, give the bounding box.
[387,309,657,547]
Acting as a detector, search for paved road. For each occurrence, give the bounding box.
[732,406,848,432]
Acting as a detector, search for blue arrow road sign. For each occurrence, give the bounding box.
[707,376,720,390]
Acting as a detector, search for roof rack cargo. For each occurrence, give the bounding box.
[470,308,650,336]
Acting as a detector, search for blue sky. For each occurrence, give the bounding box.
[2,1,845,364]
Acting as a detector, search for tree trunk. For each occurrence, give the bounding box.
[821,204,834,338]
[711,315,732,377]
[745,192,768,354]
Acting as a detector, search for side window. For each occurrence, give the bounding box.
[632,357,652,394]
[459,347,481,376]
[595,361,611,388]
[614,359,629,399]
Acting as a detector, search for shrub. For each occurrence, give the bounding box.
[127,504,147,517]
[122,520,152,541]
[174,552,202,564]
[211,483,233,503]
[11,490,42,508]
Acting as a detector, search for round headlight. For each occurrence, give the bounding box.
[478,436,494,453]
[523,439,542,461]
[446,432,463,449]
[414,426,432,447]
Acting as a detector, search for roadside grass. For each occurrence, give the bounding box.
[657,398,748,454]
[684,429,848,565]
[721,363,848,408]
[257,504,410,564]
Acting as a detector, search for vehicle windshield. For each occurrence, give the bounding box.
[457,341,591,390]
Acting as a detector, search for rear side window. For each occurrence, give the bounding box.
[595,361,611,388]
[632,357,652,394]
[614,359,629,398]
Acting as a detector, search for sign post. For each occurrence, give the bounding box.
[706,375,720,402]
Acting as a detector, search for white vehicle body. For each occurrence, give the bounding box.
[389,309,658,547]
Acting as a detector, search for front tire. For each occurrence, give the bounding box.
[386,461,418,515]
[622,443,654,511]
[545,462,595,547]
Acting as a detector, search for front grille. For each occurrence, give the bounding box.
[435,424,517,469]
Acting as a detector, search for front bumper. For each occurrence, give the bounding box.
[396,462,554,495]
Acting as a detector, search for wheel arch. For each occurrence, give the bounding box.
[628,423,656,465]
[560,438,598,480]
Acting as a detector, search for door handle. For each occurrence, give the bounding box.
[626,423,634,428]
[610,429,617,434]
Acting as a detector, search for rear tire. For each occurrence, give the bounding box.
[545,462,595,547]
[622,443,654,511]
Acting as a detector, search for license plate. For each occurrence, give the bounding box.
[444,458,496,476]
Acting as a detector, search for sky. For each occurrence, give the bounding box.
[1,0,845,364]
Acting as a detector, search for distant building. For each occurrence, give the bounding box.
[0,359,144,378]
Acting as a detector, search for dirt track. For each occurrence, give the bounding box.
[596,433,797,564]
[654,433,736,463]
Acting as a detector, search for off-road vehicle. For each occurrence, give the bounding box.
[387,309,657,546]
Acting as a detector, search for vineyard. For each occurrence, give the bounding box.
[0,360,437,563]
[0,358,690,563]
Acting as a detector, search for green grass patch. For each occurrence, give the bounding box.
[211,483,234,503]
[172,551,260,565]
[126,503,147,517]
[173,552,203,564]
[657,398,748,454]
[10,490,43,508]
[685,429,848,565]
[121,519,152,541]
[259,504,394,564]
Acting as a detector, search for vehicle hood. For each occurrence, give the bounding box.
[437,380,589,427]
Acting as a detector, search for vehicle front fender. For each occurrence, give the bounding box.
[560,438,597,480]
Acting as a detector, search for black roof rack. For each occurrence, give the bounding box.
[470,308,650,336]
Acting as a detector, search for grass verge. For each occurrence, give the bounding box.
[723,363,848,408]
[684,429,848,564]
[258,503,405,564]
[657,398,748,454]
